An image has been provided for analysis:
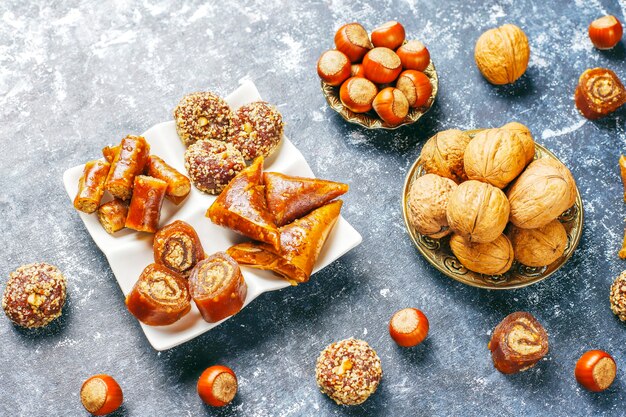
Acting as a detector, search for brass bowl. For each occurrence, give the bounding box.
[402,131,584,290]
[320,61,439,130]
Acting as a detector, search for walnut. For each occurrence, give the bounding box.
[474,24,530,85]
[420,129,472,183]
[464,128,527,188]
[507,158,577,229]
[449,234,514,275]
[501,122,535,165]
[507,220,567,267]
[407,173,457,239]
[446,180,510,243]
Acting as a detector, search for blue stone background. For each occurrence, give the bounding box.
[1,0,625,415]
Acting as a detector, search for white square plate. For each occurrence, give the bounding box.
[63,81,362,351]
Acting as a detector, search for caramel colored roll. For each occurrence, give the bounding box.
[575,68,626,120]
[153,220,205,276]
[146,155,191,204]
[74,160,111,213]
[488,312,549,374]
[97,199,128,234]
[102,144,121,163]
[188,252,247,323]
[125,176,167,233]
[105,135,150,200]
[125,263,191,326]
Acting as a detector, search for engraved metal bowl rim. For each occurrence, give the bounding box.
[320,60,439,130]
[401,130,584,290]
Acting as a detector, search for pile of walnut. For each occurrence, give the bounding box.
[407,123,577,275]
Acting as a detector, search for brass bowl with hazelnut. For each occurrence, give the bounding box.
[402,128,583,290]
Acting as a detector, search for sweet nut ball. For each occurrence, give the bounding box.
[450,234,514,275]
[501,122,535,165]
[420,129,472,184]
[507,158,577,229]
[464,128,527,189]
[507,220,567,267]
[407,173,458,239]
[474,24,530,85]
[447,180,510,243]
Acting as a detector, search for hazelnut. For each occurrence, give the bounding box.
[474,24,530,85]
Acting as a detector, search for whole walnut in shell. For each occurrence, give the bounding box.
[450,234,514,275]
[407,174,458,238]
[464,128,527,188]
[507,158,577,229]
[420,129,472,183]
[446,180,510,243]
[507,220,567,267]
[474,24,530,85]
[501,122,535,165]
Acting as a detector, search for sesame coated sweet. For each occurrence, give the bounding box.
[174,92,233,146]
[2,262,67,328]
[610,270,626,321]
[229,101,284,160]
[315,338,382,406]
[184,139,246,195]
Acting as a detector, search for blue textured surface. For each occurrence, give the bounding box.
[1,1,625,416]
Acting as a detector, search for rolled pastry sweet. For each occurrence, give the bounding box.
[188,252,247,323]
[488,312,549,374]
[153,220,204,276]
[125,263,191,326]
[97,199,128,234]
[125,175,168,233]
[105,135,150,200]
[146,155,191,205]
[74,160,111,213]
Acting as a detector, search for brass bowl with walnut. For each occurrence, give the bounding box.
[401,130,583,290]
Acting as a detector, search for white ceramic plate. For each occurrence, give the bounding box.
[63,80,362,351]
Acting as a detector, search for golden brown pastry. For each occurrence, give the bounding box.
[146,155,191,205]
[263,172,348,227]
[206,157,280,249]
[489,312,549,374]
[227,200,342,284]
[74,160,111,213]
[153,220,204,276]
[105,135,150,200]
[97,199,128,234]
[125,176,168,233]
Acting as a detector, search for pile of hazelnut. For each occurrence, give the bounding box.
[317,21,433,126]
